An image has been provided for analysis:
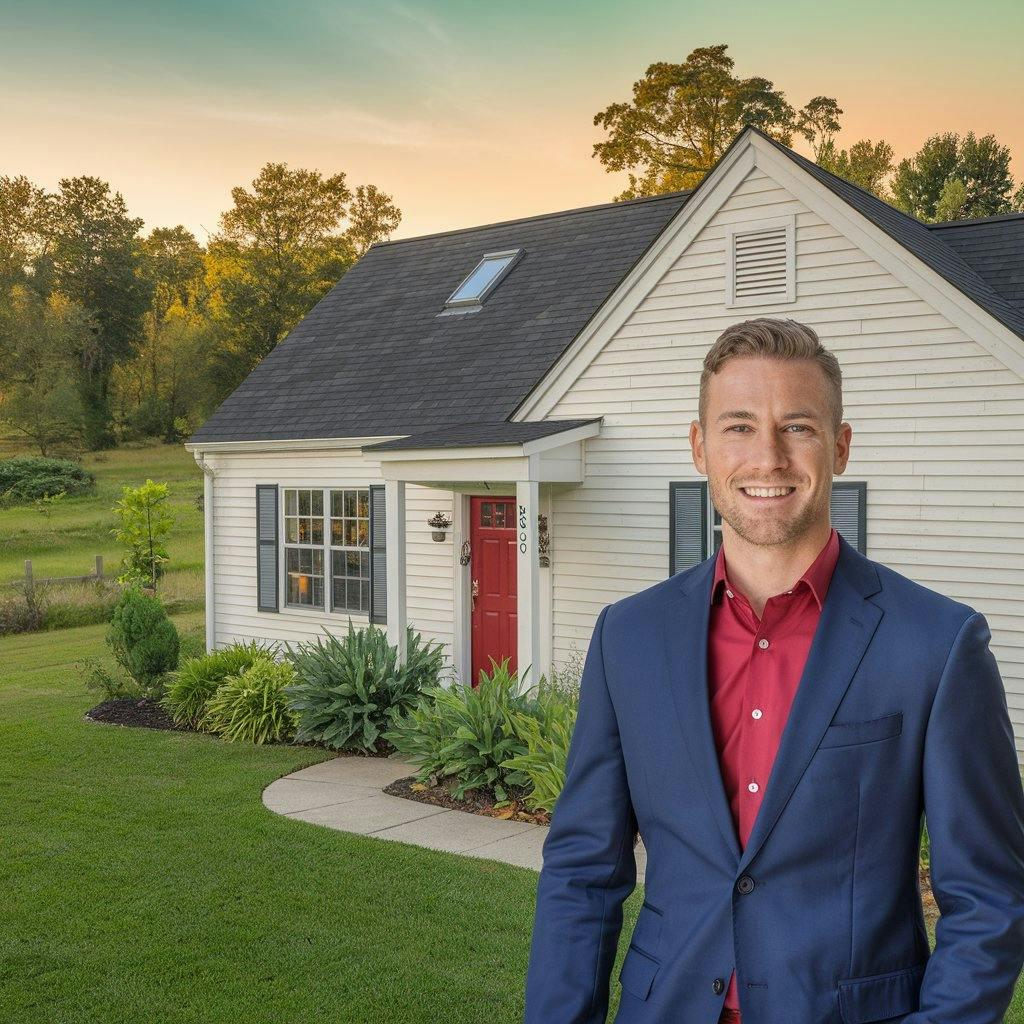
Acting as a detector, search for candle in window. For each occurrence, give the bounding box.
[299,575,309,597]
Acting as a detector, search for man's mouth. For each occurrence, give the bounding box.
[739,486,796,502]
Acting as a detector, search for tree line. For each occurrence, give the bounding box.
[0,164,400,453]
[591,44,1024,221]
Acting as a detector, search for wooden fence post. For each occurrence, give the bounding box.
[95,555,103,580]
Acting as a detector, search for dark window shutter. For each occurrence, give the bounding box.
[369,484,387,624]
[831,481,866,553]
[256,485,279,612]
[669,481,708,575]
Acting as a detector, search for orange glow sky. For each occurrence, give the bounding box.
[3,0,1022,242]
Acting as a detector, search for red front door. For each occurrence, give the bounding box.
[470,496,517,687]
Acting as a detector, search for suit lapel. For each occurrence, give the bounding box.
[663,533,884,874]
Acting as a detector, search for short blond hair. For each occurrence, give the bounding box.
[698,318,843,436]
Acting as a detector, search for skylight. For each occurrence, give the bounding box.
[444,249,521,308]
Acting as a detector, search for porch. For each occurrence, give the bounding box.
[361,418,603,688]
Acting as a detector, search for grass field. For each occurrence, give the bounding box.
[0,439,204,615]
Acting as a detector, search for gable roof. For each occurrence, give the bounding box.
[187,127,1024,449]
[186,189,691,445]
[747,127,1024,341]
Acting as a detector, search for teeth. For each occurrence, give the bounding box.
[742,487,794,497]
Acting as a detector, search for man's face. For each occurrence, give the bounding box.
[689,356,852,549]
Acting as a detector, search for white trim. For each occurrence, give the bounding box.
[185,436,394,454]
[193,451,216,652]
[725,213,795,307]
[513,127,1024,422]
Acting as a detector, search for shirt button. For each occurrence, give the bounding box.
[748,781,759,793]
[713,977,725,994]
[751,708,763,719]
[726,589,734,598]
[758,638,769,650]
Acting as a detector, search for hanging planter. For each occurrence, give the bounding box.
[427,511,453,542]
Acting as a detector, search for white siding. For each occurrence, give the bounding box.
[205,448,457,679]
[545,165,1024,757]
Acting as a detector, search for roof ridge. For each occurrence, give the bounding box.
[931,211,1024,229]
[369,188,693,250]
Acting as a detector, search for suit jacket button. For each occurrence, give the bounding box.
[713,978,725,994]
[736,874,755,894]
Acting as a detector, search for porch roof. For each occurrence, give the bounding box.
[360,417,602,452]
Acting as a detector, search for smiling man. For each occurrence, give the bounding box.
[523,318,1024,1024]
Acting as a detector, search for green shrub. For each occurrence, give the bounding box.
[161,640,278,727]
[382,656,536,804]
[106,587,180,696]
[282,623,445,754]
[0,456,95,505]
[201,659,298,744]
[502,678,579,813]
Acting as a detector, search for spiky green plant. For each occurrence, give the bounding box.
[200,659,298,744]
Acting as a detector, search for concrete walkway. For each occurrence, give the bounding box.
[262,752,647,880]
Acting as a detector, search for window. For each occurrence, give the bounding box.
[282,487,371,613]
[725,215,795,307]
[330,489,370,613]
[444,248,522,309]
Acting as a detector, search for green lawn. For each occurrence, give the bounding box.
[0,441,204,608]
[0,612,650,1022]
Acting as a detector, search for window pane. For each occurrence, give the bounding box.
[331,490,343,517]
[343,520,357,546]
[298,490,310,515]
[331,519,343,545]
[343,490,355,517]
[312,490,323,515]
[448,254,515,304]
[310,517,323,545]
[357,491,369,517]
[286,546,323,608]
[285,490,297,516]
[357,520,368,547]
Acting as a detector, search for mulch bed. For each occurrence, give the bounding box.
[85,697,191,731]
[383,773,551,826]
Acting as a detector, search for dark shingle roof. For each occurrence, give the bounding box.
[361,417,602,452]
[188,127,1024,449]
[187,191,690,444]
[749,127,1024,340]
[929,213,1024,309]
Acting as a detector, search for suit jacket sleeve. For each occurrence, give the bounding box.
[523,603,639,1024]
[904,611,1024,1024]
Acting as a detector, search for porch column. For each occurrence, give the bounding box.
[385,478,407,664]
[515,479,541,690]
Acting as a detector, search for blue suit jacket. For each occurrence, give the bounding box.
[524,533,1024,1023]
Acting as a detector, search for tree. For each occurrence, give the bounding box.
[592,44,840,198]
[0,286,90,455]
[208,162,400,396]
[0,175,54,292]
[890,132,1022,221]
[796,96,844,160]
[345,184,401,258]
[817,138,895,199]
[113,226,208,441]
[48,177,152,448]
[111,478,175,588]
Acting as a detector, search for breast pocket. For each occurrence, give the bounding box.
[819,711,903,748]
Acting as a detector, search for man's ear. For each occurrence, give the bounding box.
[689,419,706,474]
[833,422,853,474]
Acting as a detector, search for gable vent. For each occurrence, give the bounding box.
[726,216,795,306]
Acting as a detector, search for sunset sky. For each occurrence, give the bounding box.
[4,0,1022,242]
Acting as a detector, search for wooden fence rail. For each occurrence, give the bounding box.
[3,556,105,589]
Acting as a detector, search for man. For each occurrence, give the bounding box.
[523,318,1024,1023]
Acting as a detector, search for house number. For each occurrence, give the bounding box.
[518,503,528,553]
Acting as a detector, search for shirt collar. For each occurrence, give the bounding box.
[711,526,841,611]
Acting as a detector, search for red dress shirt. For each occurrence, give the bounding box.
[707,527,841,1013]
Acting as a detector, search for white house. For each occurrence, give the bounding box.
[185,126,1024,758]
